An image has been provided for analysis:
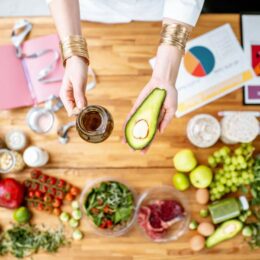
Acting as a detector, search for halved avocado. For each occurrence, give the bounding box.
[125,88,167,150]
[206,220,243,248]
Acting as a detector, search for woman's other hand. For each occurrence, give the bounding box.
[124,44,181,153]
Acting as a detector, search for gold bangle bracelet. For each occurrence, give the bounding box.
[60,35,90,66]
[160,23,190,53]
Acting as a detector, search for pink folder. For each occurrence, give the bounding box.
[0,34,63,110]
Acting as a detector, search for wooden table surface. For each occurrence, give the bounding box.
[0,14,260,260]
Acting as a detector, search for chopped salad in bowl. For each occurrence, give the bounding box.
[80,178,137,236]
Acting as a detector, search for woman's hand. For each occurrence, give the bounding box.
[60,56,88,116]
[124,44,182,153]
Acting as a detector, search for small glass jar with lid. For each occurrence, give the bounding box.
[0,149,25,174]
[76,105,114,143]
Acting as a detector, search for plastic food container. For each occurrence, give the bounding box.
[136,185,190,243]
[80,177,138,237]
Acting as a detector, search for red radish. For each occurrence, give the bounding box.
[0,178,24,209]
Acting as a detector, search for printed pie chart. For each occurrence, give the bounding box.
[184,46,215,77]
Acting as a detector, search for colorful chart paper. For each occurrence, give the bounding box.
[149,24,254,116]
[184,46,215,77]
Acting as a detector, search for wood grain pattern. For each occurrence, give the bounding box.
[0,14,259,260]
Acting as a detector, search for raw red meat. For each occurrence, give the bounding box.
[160,200,184,222]
[137,199,185,241]
[138,206,150,229]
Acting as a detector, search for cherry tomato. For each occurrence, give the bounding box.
[56,179,66,188]
[47,176,57,185]
[39,184,48,193]
[53,208,61,216]
[35,190,42,198]
[70,186,80,196]
[43,194,53,203]
[28,190,35,198]
[37,203,44,211]
[106,220,113,228]
[100,220,107,229]
[55,190,65,200]
[31,169,42,179]
[39,174,48,183]
[47,187,57,196]
[103,205,111,214]
[31,182,39,191]
[52,198,62,208]
[64,193,74,202]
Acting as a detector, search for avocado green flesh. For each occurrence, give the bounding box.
[125,88,167,150]
[206,220,243,248]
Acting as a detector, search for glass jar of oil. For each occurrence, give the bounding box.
[76,105,113,143]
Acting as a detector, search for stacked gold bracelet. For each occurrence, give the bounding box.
[160,23,190,53]
[60,35,90,66]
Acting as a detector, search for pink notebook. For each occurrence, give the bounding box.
[0,34,63,110]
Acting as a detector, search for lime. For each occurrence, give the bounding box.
[13,207,31,224]
[172,172,190,191]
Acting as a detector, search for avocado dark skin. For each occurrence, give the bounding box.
[125,88,167,150]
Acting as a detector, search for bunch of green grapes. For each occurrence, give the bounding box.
[208,143,255,201]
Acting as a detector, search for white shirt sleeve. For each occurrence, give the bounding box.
[163,0,204,26]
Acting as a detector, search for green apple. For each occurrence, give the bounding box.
[172,172,190,191]
[190,165,213,188]
[173,149,197,172]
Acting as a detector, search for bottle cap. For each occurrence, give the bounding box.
[5,130,27,151]
[239,196,249,211]
[23,146,49,167]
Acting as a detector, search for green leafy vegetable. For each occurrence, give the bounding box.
[0,224,67,258]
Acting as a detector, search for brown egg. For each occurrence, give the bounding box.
[196,189,209,205]
[190,235,205,252]
[198,222,215,237]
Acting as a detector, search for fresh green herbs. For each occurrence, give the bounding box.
[244,223,260,249]
[84,181,134,229]
[0,224,67,258]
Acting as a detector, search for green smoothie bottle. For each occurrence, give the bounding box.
[208,196,249,224]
